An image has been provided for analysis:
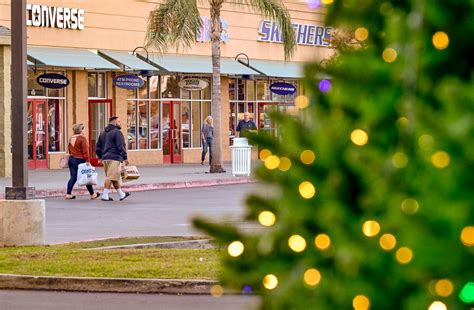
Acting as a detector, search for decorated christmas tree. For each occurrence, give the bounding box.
[194,0,474,308]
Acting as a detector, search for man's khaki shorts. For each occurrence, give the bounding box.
[103,160,121,182]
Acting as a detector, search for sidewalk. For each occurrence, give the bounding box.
[0,163,256,199]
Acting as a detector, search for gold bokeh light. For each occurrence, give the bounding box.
[260,149,272,161]
[227,241,244,257]
[460,226,474,247]
[382,48,397,63]
[396,247,413,264]
[401,198,419,215]
[304,268,321,286]
[379,233,397,251]
[263,274,278,290]
[210,284,224,297]
[432,32,449,50]
[392,152,408,168]
[299,181,316,199]
[265,155,280,170]
[350,129,369,146]
[258,211,276,227]
[428,301,447,310]
[295,95,309,109]
[362,220,381,237]
[300,150,316,164]
[288,234,307,253]
[352,295,370,310]
[278,157,292,171]
[431,151,450,169]
[355,27,369,41]
[314,234,331,250]
[435,279,454,297]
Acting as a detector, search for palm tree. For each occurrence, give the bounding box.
[145,0,296,173]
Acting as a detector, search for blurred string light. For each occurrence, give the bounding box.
[227,241,244,257]
[459,282,474,303]
[460,226,474,246]
[435,279,454,297]
[401,198,419,215]
[304,268,321,286]
[321,0,334,4]
[210,285,224,297]
[382,47,398,63]
[351,129,369,146]
[306,0,320,9]
[396,117,409,128]
[300,150,316,164]
[379,233,397,251]
[242,285,253,294]
[278,157,292,171]
[263,274,278,290]
[355,27,369,41]
[319,79,331,92]
[396,247,413,264]
[265,155,280,170]
[299,181,316,199]
[431,151,450,169]
[314,234,331,250]
[258,211,276,227]
[418,134,435,149]
[428,301,447,310]
[260,149,271,160]
[392,152,408,168]
[432,31,449,50]
[295,95,309,109]
[362,220,381,237]
[352,295,370,310]
[288,234,307,252]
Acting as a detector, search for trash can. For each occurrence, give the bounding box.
[230,138,252,176]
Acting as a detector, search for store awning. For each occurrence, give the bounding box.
[146,54,259,75]
[241,60,304,78]
[98,50,158,71]
[28,47,119,70]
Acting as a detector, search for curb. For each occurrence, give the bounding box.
[0,177,255,199]
[0,274,217,294]
[85,239,215,251]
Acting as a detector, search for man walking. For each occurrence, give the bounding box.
[236,112,257,138]
[96,116,130,201]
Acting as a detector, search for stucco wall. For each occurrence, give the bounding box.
[0,36,11,177]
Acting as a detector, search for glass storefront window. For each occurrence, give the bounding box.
[138,78,148,99]
[149,76,160,99]
[192,102,201,148]
[88,73,96,98]
[127,101,137,150]
[27,71,46,96]
[161,75,180,98]
[138,101,149,149]
[229,79,236,101]
[257,80,269,100]
[246,80,255,101]
[182,102,191,148]
[150,102,160,149]
[88,72,107,98]
[48,99,64,152]
[98,73,106,98]
[237,79,245,100]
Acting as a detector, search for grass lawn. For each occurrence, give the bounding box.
[0,237,220,279]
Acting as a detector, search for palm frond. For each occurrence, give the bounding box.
[232,0,296,60]
[145,0,202,54]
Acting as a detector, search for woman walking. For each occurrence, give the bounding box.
[66,123,100,200]
[201,116,213,165]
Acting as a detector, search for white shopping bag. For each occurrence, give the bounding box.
[77,163,98,186]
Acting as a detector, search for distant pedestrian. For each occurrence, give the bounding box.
[236,112,257,138]
[95,116,130,202]
[66,123,100,200]
[201,115,213,165]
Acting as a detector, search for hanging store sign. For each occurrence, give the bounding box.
[269,82,296,95]
[26,4,85,30]
[258,20,332,47]
[178,78,209,91]
[113,75,144,90]
[37,73,69,89]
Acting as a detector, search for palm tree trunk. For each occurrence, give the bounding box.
[209,0,226,173]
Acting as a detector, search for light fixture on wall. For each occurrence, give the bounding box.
[234,53,266,77]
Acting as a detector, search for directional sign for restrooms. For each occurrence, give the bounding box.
[112,75,144,90]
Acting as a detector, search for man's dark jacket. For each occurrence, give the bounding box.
[95,124,128,161]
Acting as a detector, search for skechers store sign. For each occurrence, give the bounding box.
[26,4,85,30]
[258,20,332,47]
[113,75,144,90]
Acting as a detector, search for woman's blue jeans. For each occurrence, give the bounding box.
[67,156,95,195]
[201,137,213,164]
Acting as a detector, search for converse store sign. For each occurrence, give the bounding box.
[26,4,85,30]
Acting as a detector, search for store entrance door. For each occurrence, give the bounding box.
[258,102,278,137]
[27,99,49,169]
[162,101,182,164]
[89,99,113,166]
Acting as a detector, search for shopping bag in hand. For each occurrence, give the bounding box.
[121,165,140,182]
[77,163,98,186]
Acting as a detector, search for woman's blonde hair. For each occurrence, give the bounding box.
[72,123,84,135]
[205,115,213,124]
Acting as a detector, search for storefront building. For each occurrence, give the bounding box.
[0,1,333,172]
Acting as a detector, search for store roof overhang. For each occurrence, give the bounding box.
[98,50,158,72]
[144,54,259,76]
[241,60,304,79]
[28,46,119,70]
